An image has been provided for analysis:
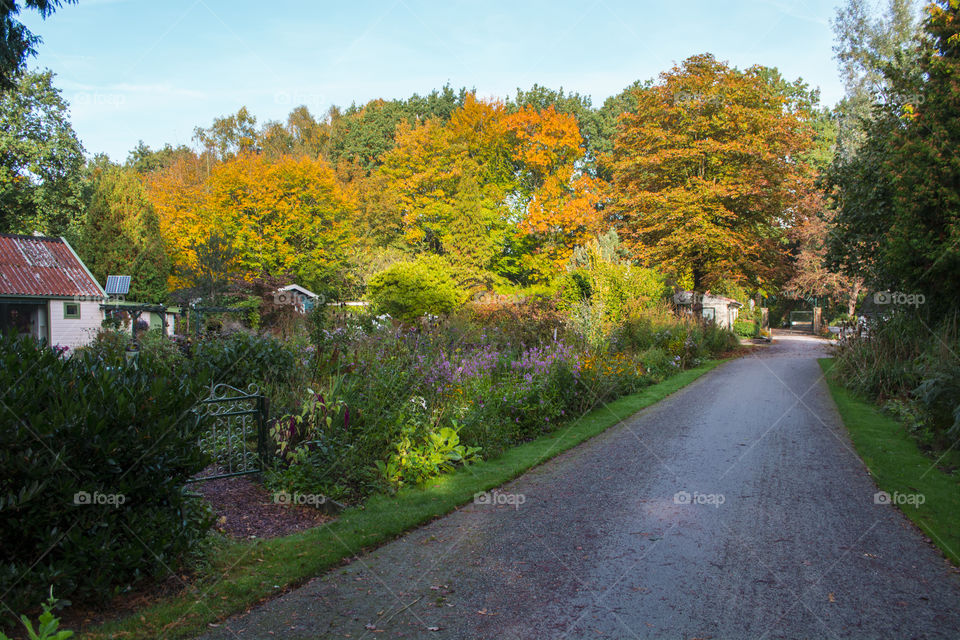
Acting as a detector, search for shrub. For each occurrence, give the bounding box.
[465,295,566,346]
[0,589,73,640]
[733,320,758,338]
[0,335,212,616]
[374,422,480,489]
[832,311,960,449]
[185,331,301,397]
[367,256,466,322]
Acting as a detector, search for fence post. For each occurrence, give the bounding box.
[257,395,271,470]
[813,307,823,334]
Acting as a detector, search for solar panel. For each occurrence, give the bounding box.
[105,275,131,295]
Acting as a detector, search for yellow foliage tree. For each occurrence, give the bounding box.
[146,153,356,295]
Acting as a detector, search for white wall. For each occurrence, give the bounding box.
[49,300,103,352]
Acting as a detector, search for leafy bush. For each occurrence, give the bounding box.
[0,590,73,640]
[733,320,758,337]
[185,331,302,397]
[375,422,480,489]
[833,311,960,449]
[0,334,212,616]
[465,295,566,346]
[367,256,467,322]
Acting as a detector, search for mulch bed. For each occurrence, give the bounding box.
[193,473,335,539]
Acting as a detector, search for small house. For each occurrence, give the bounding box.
[276,284,321,312]
[100,275,179,337]
[102,300,180,337]
[0,233,105,350]
[673,290,743,330]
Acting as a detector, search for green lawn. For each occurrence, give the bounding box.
[819,358,960,566]
[85,359,726,640]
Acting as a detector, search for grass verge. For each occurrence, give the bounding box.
[819,358,960,566]
[84,359,724,639]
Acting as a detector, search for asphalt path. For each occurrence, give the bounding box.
[200,333,960,639]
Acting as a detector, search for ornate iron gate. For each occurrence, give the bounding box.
[189,384,270,482]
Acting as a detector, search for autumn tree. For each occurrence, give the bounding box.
[377,104,509,287]
[147,153,357,297]
[143,150,207,272]
[509,85,604,169]
[372,95,603,287]
[505,104,604,278]
[612,54,815,292]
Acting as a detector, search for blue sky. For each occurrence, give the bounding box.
[22,0,846,160]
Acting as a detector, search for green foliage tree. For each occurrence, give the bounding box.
[829,1,960,315]
[0,69,84,236]
[367,255,466,322]
[326,86,468,173]
[831,0,921,160]
[192,106,258,161]
[77,159,170,303]
[125,140,194,175]
[0,0,75,90]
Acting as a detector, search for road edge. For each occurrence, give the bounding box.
[87,359,730,640]
[818,357,960,568]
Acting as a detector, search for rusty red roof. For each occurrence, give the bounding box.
[0,233,105,299]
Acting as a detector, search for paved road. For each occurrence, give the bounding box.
[200,334,960,639]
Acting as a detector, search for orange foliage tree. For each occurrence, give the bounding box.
[146,153,356,295]
[506,104,604,275]
[373,95,603,286]
[612,54,815,292]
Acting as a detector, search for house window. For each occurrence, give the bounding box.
[702,307,716,323]
[64,302,81,319]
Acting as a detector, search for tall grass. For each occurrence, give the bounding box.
[832,311,960,450]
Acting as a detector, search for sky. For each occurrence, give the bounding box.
[21,0,848,161]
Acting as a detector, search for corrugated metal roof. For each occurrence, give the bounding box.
[105,275,131,295]
[0,233,105,298]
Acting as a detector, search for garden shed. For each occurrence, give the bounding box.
[276,284,321,312]
[0,233,105,350]
[673,290,743,330]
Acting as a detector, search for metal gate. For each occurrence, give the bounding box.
[789,310,814,332]
[189,383,269,482]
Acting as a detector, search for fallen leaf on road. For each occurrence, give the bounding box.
[828,592,836,603]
